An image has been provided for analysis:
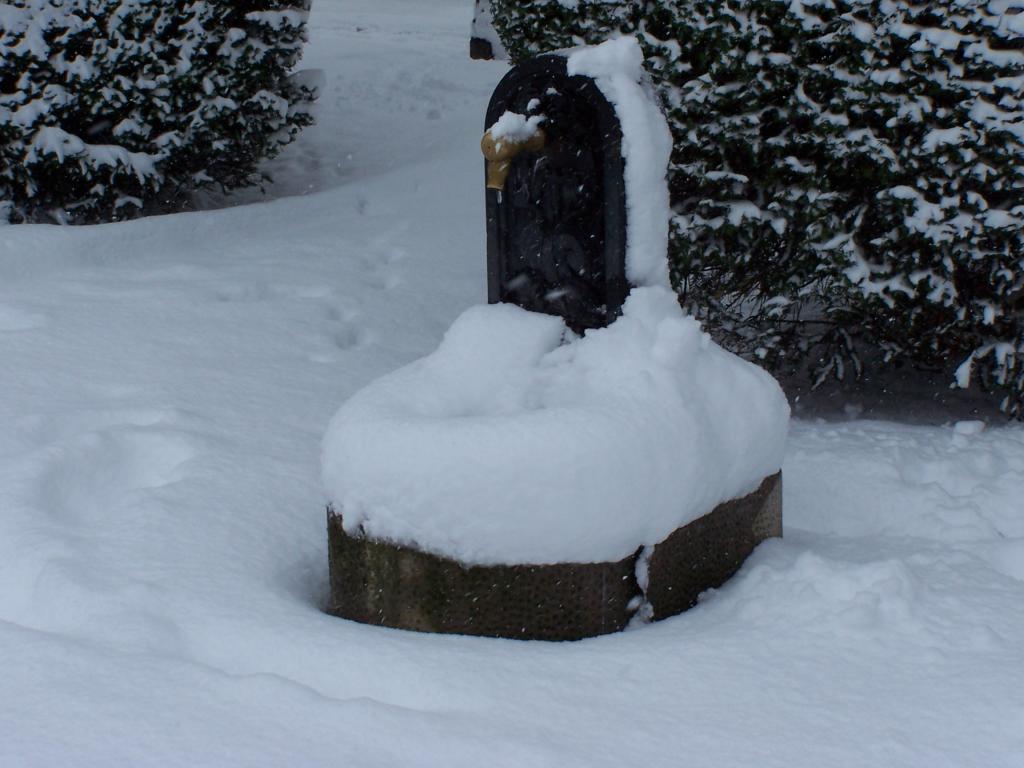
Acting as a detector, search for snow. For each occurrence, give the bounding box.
[322,287,789,564]
[1,1,1024,765]
[566,36,674,288]
[486,109,544,144]
[24,126,160,182]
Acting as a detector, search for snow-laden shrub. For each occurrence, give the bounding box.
[491,0,1024,415]
[0,0,316,224]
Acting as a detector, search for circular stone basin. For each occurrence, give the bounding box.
[327,472,781,641]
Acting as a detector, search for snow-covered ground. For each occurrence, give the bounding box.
[1,1,1023,765]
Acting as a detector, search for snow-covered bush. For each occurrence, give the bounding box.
[0,0,316,224]
[491,0,1024,415]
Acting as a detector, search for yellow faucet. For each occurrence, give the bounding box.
[480,128,546,191]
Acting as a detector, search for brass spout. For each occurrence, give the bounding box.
[481,128,546,191]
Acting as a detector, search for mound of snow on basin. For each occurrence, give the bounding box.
[322,286,790,565]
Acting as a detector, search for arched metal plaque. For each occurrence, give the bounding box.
[484,54,628,332]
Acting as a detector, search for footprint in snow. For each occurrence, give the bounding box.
[38,425,198,524]
[358,235,408,292]
[317,305,369,358]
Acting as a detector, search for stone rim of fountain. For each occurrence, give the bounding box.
[326,472,781,641]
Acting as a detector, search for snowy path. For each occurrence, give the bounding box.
[1,1,1023,765]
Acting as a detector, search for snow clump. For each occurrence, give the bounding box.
[488,111,545,145]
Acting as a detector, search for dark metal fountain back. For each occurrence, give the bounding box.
[485,55,628,332]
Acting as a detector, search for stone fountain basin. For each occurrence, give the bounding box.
[327,472,780,641]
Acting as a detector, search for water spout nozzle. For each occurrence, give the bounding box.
[481,129,546,191]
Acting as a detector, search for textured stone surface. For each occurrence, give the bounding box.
[645,473,782,620]
[327,472,781,640]
[327,521,638,640]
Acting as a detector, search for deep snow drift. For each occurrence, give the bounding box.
[324,287,788,564]
[1,1,1023,767]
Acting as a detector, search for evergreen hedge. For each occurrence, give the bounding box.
[0,0,316,224]
[491,0,1024,414]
